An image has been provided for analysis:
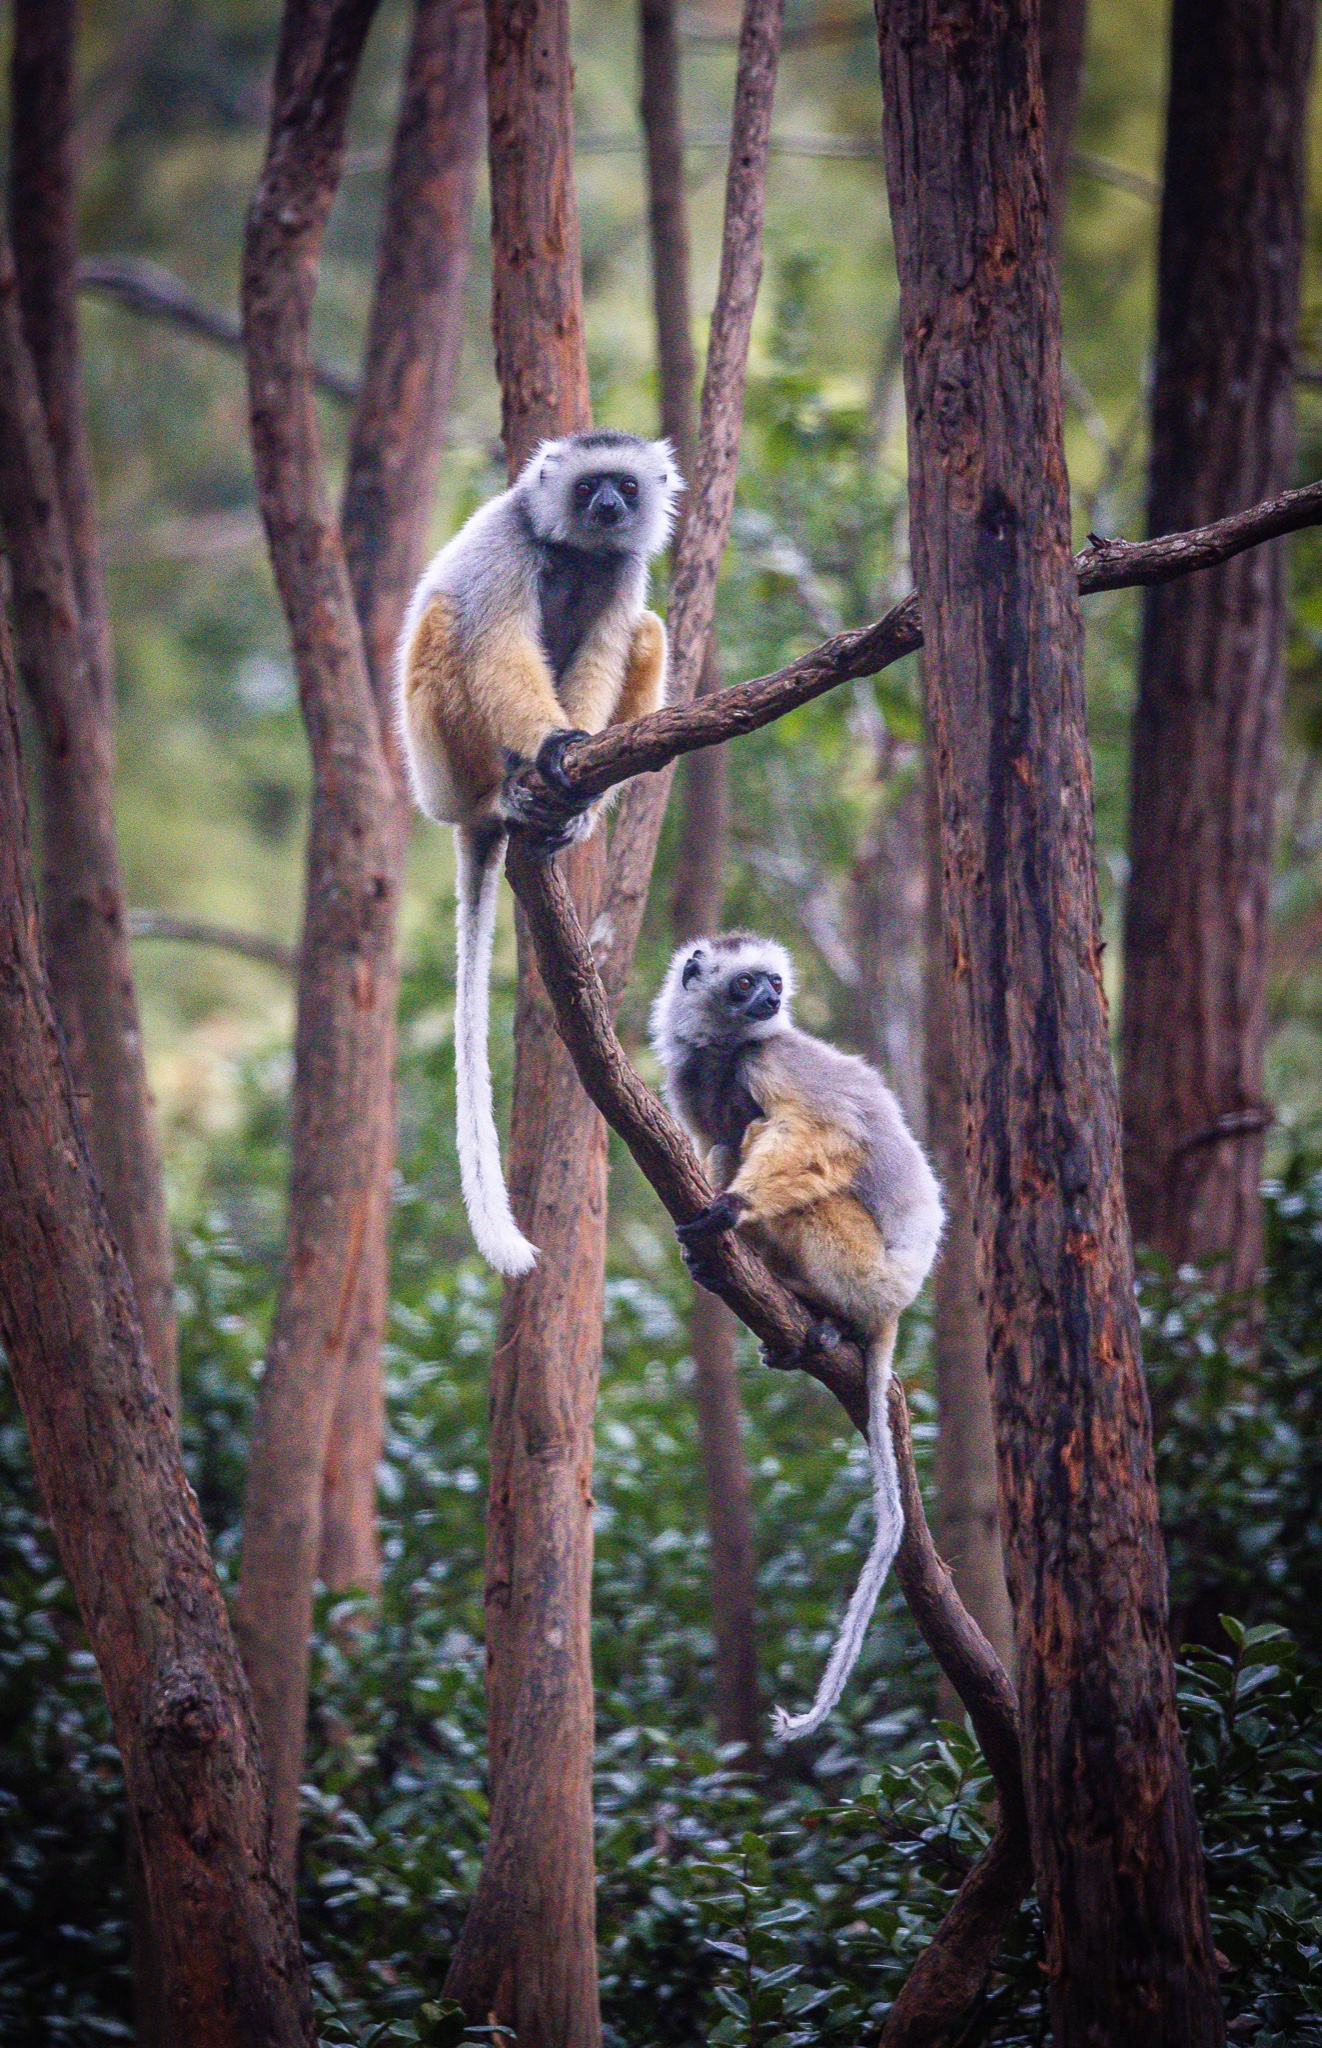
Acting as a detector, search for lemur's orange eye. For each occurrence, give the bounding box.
[733,974,752,995]
[770,976,782,994]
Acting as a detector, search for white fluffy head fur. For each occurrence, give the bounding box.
[517,430,683,558]
[650,930,796,1065]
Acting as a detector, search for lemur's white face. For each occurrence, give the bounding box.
[651,933,796,1057]
[518,432,683,558]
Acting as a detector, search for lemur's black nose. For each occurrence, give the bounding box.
[592,483,626,526]
[746,983,780,1022]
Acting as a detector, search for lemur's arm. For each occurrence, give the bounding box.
[610,610,668,725]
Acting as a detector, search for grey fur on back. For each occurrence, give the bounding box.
[651,929,941,1254]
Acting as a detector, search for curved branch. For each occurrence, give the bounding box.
[511,473,1322,815]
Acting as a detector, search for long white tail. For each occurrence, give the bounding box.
[772,1321,903,1741]
[453,825,538,1277]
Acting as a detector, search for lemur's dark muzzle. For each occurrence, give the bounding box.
[746,982,780,1022]
[592,482,626,527]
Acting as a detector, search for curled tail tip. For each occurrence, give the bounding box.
[771,1702,821,1742]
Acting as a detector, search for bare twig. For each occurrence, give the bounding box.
[77,254,360,405]
[598,0,785,998]
[127,910,296,974]
[513,474,1322,815]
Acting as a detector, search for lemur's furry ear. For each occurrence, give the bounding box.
[682,952,703,988]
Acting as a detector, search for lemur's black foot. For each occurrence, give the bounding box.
[760,1314,846,1376]
[500,734,596,853]
[675,1191,747,1289]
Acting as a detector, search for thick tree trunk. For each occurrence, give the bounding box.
[642,0,761,1758]
[877,2,1225,2042]
[0,609,315,2048]
[922,732,1015,1718]
[921,0,1082,1727]
[1120,0,1316,1299]
[234,0,400,1881]
[442,5,603,2038]
[321,0,484,1595]
[8,0,176,1403]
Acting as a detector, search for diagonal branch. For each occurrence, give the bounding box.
[504,839,1022,1791]
[515,473,1322,817]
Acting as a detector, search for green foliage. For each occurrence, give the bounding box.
[5,1143,1322,2044]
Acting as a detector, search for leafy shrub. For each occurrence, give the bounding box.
[3,1161,1322,2043]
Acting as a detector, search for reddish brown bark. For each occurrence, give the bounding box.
[321,0,485,1596]
[441,5,602,2037]
[642,0,760,1758]
[0,608,315,2048]
[233,0,399,1879]
[7,0,175,1403]
[877,0,1223,2039]
[1121,0,1316,1299]
[922,730,1014,1717]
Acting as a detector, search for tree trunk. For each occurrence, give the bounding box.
[0,607,316,2048]
[922,730,1015,1719]
[920,0,1083,1726]
[442,4,603,2038]
[1120,0,1316,1300]
[321,0,485,1595]
[234,0,400,1881]
[8,0,176,1404]
[877,1,1225,2041]
[642,0,761,1758]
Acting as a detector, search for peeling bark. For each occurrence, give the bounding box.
[877,0,1224,2037]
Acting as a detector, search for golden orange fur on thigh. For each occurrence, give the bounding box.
[404,599,499,819]
[751,1194,890,1328]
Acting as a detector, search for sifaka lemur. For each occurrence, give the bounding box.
[397,430,683,1275]
[651,930,944,1738]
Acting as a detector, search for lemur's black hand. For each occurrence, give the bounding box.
[674,1191,748,1248]
[534,727,592,799]
[500,736,596,852]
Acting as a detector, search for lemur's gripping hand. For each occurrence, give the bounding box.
[500,731,596,852]
[675,1191,748,1286]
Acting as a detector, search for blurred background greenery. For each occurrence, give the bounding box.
[2,1,1322,2041]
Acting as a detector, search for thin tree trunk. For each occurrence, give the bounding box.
[877,1,1225,2040]
[853,767,926,1134]
[8,0,176,1404]
[922,732,1015,1720]
[234,0,399,1881]
[442,4,602,2038]
[1120,0,1316,1300]
[0,606,315,2048]
[642,0,760,1758]
[321,0,484,1595]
